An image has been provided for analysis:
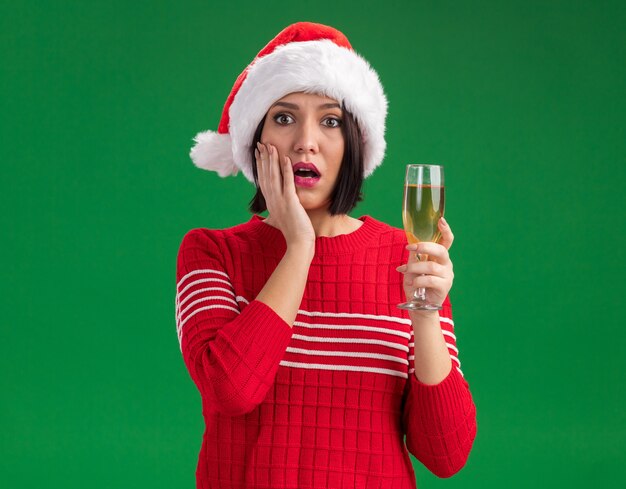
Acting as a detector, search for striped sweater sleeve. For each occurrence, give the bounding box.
[175,229,293,416]
[402,296,477,478]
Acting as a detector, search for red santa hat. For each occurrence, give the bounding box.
[190,21,388,184]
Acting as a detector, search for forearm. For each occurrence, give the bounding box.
[256,243,315,327]
[404,296,477,476]
[409,310,452,384]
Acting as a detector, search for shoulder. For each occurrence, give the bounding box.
[175,230,224,273]
[363,215,408,245]
[177,218,259,254]
[178,227,222,250]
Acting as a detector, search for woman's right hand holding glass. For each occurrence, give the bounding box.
[255,142,316,250]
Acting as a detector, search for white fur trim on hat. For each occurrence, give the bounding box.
[189,130,239,177]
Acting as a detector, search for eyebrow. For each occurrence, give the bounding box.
[271,101,341,110]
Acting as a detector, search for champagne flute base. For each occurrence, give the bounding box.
[397,301,442,311]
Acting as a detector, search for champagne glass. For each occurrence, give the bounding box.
[397,164,445,310]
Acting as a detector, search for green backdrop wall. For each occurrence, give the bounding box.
[2,1,624,487]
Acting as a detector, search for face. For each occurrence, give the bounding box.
[260,92,345,211]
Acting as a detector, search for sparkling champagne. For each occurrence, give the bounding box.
[402,184,445,244]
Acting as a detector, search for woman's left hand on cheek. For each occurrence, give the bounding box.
[396,217,455,307]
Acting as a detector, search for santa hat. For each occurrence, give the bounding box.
[190,22,388,184]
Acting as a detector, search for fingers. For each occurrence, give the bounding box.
[254,144,269,201]
[438,217,454,250]
[256,142,276,203]
[406,242,450,265]
[398,221,455,300]
[282,155,296,195]
[267,143,281,190]
[408,274,448,290]
[397,260,447,278]
[406,245,419,264]
[257,142,284,193]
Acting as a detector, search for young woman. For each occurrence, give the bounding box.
[176,22,477,489]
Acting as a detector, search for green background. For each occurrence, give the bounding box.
[2,0,624,487]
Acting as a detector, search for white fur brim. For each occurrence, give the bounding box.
[189,130,239,177]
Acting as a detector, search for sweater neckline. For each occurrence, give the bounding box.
[248,214,384,255]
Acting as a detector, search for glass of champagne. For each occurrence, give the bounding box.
[397,164,445,311]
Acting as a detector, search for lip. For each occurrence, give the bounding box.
[294,174,321,188]
[292,161,321,189]
[292,161,321,176]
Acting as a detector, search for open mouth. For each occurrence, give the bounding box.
[292,162,321,187]
[294,169,320,178]
[293,169,321,188]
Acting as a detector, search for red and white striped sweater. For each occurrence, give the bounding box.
[175,214,477,489]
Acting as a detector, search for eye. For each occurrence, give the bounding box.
[273,113,294,125]
[323,117,342,128]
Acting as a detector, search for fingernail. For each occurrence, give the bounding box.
[396,265,407,272]
[441,217,447,226]
[256,142,262,150]
[254,148,259,158]
[406,244,417,250]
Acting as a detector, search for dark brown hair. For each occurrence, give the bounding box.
[247,103,364,216]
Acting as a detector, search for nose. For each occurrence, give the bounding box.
[293,118,319,154]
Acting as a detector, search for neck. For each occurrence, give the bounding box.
[264,207,360,238]
[307,208,355,238]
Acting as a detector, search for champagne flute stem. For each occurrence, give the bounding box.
[413,288,426,301]
[413,252,427,301]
